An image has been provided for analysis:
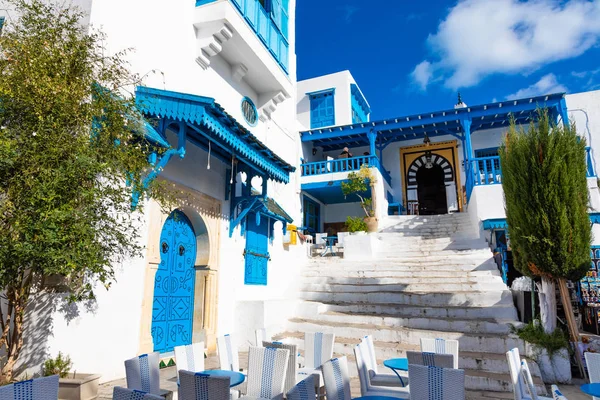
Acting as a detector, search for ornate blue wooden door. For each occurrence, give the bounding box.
[151,210,197,353]
[244,212,269,285]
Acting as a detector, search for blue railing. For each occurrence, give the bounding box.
[300,155,392,186]
[587,147,596,177]
[228,0,289,73]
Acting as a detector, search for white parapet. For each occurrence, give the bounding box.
[343,233,380,261]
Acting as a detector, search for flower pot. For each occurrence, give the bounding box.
[364,217,378,233]
[58,373,101,400]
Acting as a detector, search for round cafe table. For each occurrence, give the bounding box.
[383,358,409,387]
[581,383,600,397]
[197,370,245,387]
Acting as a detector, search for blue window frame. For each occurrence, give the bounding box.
[350,84,370,124]
[303,196,320,234]
[474,147,500,171]
[308,88,335,129]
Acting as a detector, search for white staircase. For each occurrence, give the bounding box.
[277,213,545,394]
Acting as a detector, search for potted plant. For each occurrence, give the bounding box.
[345,216,368,234]
[44,353,101,400]
[341,165,378,232]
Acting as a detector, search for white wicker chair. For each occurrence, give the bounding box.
[112,386,164,400]
[506,348,551,400]
[255,329,271,346]
[124,352,161,395]
[361,335,404,387]
[217,334,241,372]
[407,364,465,400]
[286,375,316,400]
[321,357,352,400]
[263,341,297,394]
[174,342,205,375]
[420,338,459,369]
[0,375,59,400]
[239,346,290,400]
[354,341,410,399]
[178,370,230,400]
[297,332,335,391]
[586,352,600,400]
[407,351,454,369]
[550,385,568,400]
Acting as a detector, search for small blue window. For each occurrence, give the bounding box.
[241,97,258,127]
[308,88,335,129]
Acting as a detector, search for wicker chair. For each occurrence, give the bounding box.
[178,370,230,400]
[255,329,271,346]
[239,346,290,400]
[360,335,404,387]
[406,351,454,369]
[124,352,161,395]
[407,364,465,400]
[174,342,205,375]
[217,334,242,372]
[297,332,334,392]
[354,341,410,399]
[321,357,352,400]
[112,387,164,400]
[0,375,59,400]
[586,352,600,400]
[286,375,316,400]
[420,338,459,369]
[263,341,297,394]
[506,348,551,400]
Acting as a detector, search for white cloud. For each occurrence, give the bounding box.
[410,0,600,90]
[410,61,434,91]
[505,73,568,99]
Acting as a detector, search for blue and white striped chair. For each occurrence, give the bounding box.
[112,387,164,400]
[354,341,410,398]
[124,352,162,396]
[263,341,297,394]
[361,335,405,387]
[178,370,230,400]
[239,346,290,400]
[407,351,454,369]
[297,332,335,392]
[550,385,568,400]
[420,338,459,369]
[408,364,465,400]
[286,375,316,400]
[174,342,205,375]
[321,357,352,400]
[0,375,59,400]
[506,348,551,400]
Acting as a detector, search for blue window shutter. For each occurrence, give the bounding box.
[244,212,269,285]
[270,0,282,29]
[309,91,335,129]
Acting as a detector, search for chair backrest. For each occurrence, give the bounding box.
[420,338,459,369]
[408,364,465,400]
[407,351,454,369]
[0,375,59,400]
[506,348,529,400]
[113,386,164,400]
[263,341,298,394]
[315,233,327,246]
[353,341,371,395]
[178,370,230,400]
[286,375,317,400]
[521,360,539,400]
[124,352,161,395]
[217,334,240,372]
[586,352,600,384]
[550,385,568,400]
[304,332,335,369]
[174,342,205,374]
[255,328,270,346]
[246,346,290,399]
[337,232,348,247]
[360,335,379,375]
[322,357,352,400]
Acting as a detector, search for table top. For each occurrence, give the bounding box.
[383,358,409,371]
[353,397,401,400]
[581,383,600,397]
[197,370,245,387]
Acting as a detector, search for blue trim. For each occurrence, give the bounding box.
[241,96,259,127]
[482,218,508,230]
[195,0,216,5]
[350,84,370,124]
[591,212,600,225]
[306,88,336,97]
[303,195,320,234]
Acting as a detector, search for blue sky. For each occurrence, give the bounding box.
[296,0,600,121]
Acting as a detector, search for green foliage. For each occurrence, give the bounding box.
[43,352,72,378]
[341,165,375,217]
[512,322,568,355]
[0,0,172,381]
[345,216,368,233]
[499,110,591,281]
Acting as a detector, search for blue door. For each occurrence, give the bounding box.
[151,210,197,353]
[244,212,269,285]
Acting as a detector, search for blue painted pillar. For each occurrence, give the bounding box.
[177,122,186,159]
[558,97,570,129]
[367,129,377,158]
[461,118,473,161]
[261,175,268,198]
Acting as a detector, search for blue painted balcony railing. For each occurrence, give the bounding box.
[228,0,289,73]
[300,155,392,186]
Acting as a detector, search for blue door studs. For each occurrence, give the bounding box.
[244,212,270,285]
[151,210,197,353]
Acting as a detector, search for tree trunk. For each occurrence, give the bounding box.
[537,276,557,334]
[0,286,27,384]
[370,182,377,219]
[557,278,586,380]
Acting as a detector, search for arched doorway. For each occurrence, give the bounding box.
[416,164,447,215]
[151,209,197,353]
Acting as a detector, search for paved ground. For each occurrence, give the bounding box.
[99,353,594,399]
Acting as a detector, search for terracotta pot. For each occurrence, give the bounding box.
[58,373,101,400]
[364,217,378,233]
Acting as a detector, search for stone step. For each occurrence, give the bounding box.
[300,281,506,293]
[284,318,524,354]
[300,275,504,285]
[374,249,493,257]
[305,258,499,268]
[297,300,520,321]
[301,270,501,280]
